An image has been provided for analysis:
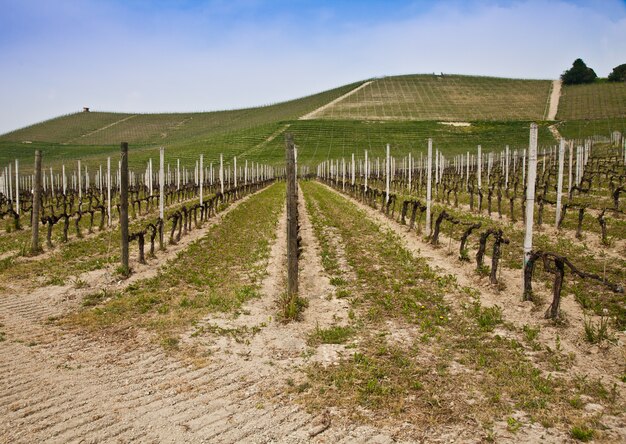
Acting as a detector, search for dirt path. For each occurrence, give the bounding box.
[300,81,373,120]
[0,184,402,443]
[319,183,626,437]
[547,79,561,121]
[68,114,138,143]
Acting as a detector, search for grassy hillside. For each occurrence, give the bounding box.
[9,73,624,173]
[264,120,554,165]
[557,82,626,120]
[307,74,552,121]
[558,118,626,141]
[0,81,364,145]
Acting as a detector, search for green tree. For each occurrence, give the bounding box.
[608,64,626,82]
[561,59,597,85]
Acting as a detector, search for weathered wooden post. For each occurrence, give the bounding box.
[505,145,510,190]
[120,142,130,276]
[199,154,204,204]
[107,157,112,226]
[426,138,433,236]
[15,159,19,214]
[176,158,180,190]
[286,134,298,297]
[524,124,538,267]
[31,150,42,254]
[77,160,82,207]
[555,139,565,227]
[385,144,390,203]
[219,154,224,194]
[351,153,355,186]
[364,150,369,191]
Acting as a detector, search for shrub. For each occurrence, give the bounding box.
[561,59,597,85]
[608,63,626,82]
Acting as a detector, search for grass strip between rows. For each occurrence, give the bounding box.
[299,180,621,439]
[64,182,286,346]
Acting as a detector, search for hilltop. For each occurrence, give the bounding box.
[1,74,625,169]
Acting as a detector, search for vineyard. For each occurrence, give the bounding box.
[0,74,625,443]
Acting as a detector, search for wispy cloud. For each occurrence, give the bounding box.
[1,0,625,134]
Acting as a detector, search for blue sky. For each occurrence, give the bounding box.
[1,0,625,134]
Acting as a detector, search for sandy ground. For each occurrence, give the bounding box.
[318,182,626,443]
[547,80,562,121]
[1,180,623,443]
[0,185,405,443]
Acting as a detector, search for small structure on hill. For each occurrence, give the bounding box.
[83,107,90,112]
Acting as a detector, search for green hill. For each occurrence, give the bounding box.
[557,81,626,120]
[2,73,624,171]
[305,74,553,121]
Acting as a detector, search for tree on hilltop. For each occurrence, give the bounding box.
[608,64,626,82]
[561,58,597,85]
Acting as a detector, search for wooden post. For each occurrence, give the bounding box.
[286,134,298,297]
[408,152,412,191]
[78,160,82,205]
[15,159,19,214]
[176,158,180,190]
[505,145,509,190]
[385,144,390,203]
[219,154,224,194]
[524,124,538,267]
[107,157,112,226]
[364,150,369,191]
[120,142,130,276]
[426,138,433,236]
[160,148,165,219]
[351,153,355,185]
[477,145,482,191]
[199,154,204,204]
[31,150,42,254]
[555,139,565,227]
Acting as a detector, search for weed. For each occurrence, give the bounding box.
[161,336,180,351]
[474,304,503,331]
[583,313,611,344]
[308,324,354,346]
[278,292,308,323]
[476,264,491,277]
[569,395,583,409]
[72,278,88,289]
[459,248,470,262]
[44,275,65,286]
[506,417,521,433]
[82,290,110,307]
[522,324,540,342]
[570,424,594,442]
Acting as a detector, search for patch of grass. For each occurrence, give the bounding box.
[308,324,354,346]
[160,336,180,351]
[473,304,503,332]
[570,424,595,442]
[278,292,309,323]
[314,74,551,121]
[65,183,285,344]
[506,417,522,433]
[299,181,624,436]
[82,290,112,307]
[523,324,540,342]
[583,313,611,344]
